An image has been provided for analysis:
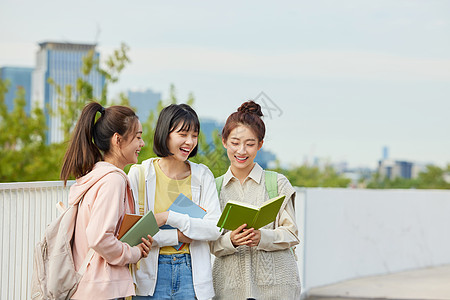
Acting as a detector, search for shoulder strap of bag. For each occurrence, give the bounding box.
[137,164,146,215]
[55,200,95,276]
[264,170,278,198]
[78,249,95,275]
[215,171,278,198]
[215,175,225,197]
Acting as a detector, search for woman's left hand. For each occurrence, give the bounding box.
[246,229,261,247]
[136,234,153,258]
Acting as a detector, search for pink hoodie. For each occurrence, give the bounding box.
[69,162,141,300]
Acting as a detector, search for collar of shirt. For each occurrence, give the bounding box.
[223,163,264,187]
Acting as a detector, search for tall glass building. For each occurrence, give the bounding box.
[0,66,33,114]
[127,88,161,122]
[31,42,105,144]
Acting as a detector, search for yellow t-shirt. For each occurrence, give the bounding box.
[154,160,192,254]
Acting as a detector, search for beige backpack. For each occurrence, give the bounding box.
[30,193,94,299]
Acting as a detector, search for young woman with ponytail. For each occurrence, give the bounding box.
[61,102,153,300]
[210,101,301,300]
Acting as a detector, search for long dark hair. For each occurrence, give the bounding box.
[60,101,139,185]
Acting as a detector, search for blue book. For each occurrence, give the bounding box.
[160,193,207,250]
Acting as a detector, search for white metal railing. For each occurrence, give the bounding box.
[0,181,74,300]
[2,181,450,300]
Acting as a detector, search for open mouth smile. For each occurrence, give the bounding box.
[180,147,191,155]
[235,156,248,163]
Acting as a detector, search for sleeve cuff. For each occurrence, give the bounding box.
[130,245,142,264]
[166,210,189,231]
[256,228,272,250]
[153,228,179,247]
[222,231,238,253]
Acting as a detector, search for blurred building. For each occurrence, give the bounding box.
[127,89,161,122]
[200,118,223,144]
[377,146,426,180]
[0,66,33,114]
[31,42,105,143]
[377,159,426,180]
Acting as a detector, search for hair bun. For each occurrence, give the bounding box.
[237,100,263,117]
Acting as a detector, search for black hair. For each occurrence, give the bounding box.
[153,103,200,158]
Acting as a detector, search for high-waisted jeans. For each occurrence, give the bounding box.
[133,253,196,300]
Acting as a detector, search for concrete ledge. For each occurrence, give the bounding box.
[306,264,450,300]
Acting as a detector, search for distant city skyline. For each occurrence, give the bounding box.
[1,0,449,168]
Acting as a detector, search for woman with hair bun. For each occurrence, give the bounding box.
[61,101,153,300]
[210,100,301,300]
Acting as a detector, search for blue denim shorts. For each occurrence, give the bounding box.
[133,254,196,300]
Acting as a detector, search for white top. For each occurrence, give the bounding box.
[128,158,221,300]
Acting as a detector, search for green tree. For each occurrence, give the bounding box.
[271,164,351,188]
[0,81,53,181]
[0,43,133,182]
[366,164,450,189]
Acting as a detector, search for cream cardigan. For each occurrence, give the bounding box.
[210,163,301,300]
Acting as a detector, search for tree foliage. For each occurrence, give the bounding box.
[0,81,55,181]
[366,164,450,189]
[1,43,448,188]
[271,164,351,188]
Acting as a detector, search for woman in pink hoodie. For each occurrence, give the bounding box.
[61,102,153,300]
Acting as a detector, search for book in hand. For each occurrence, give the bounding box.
[216,194,286,231]
[119,210,159,247]
[160,193,207,250]
[117,214,142,240]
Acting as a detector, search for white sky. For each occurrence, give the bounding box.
[1,0,449,169]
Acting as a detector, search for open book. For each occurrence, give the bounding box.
[119,210,159,247]
[160,193,207,250]
[216,195,286,231]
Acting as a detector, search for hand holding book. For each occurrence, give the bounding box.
[118,210,159,247]
[230,224,255,247]
[216,195,286,232]
[136,234,153,258]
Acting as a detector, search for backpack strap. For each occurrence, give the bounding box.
[130,164,147,215]
[215,171,278,198]
[138,164,146,215]
[55,201,95,276]
[264,170,278,198]
[78,248,95,275]
[215,175,225,198]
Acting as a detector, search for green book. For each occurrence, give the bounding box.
[119,210,159,247]
[216,195,286,231]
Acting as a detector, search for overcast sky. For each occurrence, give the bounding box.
[1,0,449,169]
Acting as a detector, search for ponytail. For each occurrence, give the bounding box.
[61,102,103,184]
[60,101,139,185]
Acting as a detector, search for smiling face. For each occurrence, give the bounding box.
[119,121,145,166]
[223,124,263,176]
[167,122,198,162]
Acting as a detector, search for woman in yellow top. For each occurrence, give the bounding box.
[129,104,221,300]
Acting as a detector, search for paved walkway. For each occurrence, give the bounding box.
[306,264,450,300]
